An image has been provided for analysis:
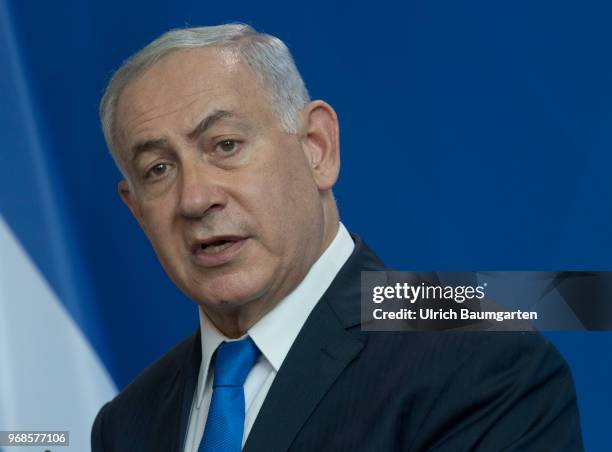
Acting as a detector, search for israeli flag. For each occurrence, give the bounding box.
[0,1,117,450]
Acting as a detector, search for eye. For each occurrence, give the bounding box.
[145,162,169,179]
[215,139,241,154]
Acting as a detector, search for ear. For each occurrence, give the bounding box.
[118,179,147,232]
[300,100,340,191]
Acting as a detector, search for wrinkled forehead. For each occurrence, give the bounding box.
[116,47,244,129]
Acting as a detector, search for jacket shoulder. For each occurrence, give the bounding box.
[91,331,199,451]
[114,331,197,405]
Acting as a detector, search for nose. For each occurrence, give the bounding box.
[178,161,228,218]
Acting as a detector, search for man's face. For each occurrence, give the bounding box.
[116,47,329,320]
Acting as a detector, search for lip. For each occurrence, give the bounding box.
[190,235,248,267]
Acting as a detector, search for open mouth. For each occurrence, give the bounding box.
[191,236,248,265]
[199,239,236,254]
[191,236,247,267]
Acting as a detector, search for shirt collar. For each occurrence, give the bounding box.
[196,222,354,407]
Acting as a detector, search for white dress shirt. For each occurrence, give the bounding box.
[182,223,355,452]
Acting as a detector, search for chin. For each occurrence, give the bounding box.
[186,268,275,310]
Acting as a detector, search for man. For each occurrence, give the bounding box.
[92,24,583,451]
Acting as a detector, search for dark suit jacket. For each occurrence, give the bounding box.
[92,236,583,451]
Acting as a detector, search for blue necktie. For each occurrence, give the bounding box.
[198,338,260,452]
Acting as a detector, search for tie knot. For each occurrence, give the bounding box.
[213,337,260,387]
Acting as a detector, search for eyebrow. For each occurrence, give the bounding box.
[187,109,235,141]
[131,138,170,160]
[129,109,236,164]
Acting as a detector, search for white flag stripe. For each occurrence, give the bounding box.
[0,215,117,451]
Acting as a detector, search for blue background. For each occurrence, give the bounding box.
[3,0,611,449]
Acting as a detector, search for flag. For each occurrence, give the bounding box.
[0,1,116,450]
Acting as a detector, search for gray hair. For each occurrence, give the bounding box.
[100,23,311,171]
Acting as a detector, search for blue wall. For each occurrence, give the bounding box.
[4,1,611,449]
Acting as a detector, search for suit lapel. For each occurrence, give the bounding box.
[243,235,385,452]
[174,329,202,451]
[243,299,364,452]
[147,329,200,452]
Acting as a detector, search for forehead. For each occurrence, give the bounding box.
[116,47,271,144]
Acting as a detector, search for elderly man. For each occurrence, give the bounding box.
[92,24,582,452]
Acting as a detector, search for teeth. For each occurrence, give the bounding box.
[201,241,234,254]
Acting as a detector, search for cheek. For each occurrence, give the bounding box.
[140,202,178,252]
[281,151,321,214]
[246,151,320,246]
[142,209,167,237]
